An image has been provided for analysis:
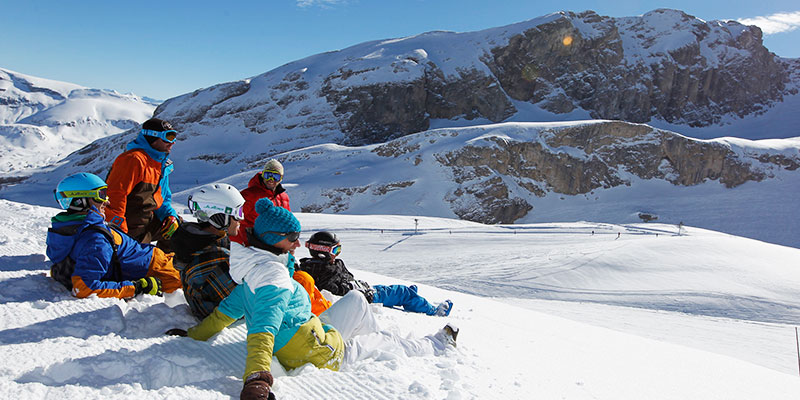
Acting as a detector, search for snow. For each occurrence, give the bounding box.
[3,120,798,250]
[0,67,156,173]
[1,198,799,399]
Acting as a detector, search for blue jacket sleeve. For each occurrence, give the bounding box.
[155,162,178,221]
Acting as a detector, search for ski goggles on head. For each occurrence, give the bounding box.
[55,186,109,206]
[261,231,301,242]
[141,128,178,143]
[262,170,282,182]
[305,242,342,256]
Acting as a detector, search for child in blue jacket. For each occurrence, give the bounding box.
[46,172,181,298]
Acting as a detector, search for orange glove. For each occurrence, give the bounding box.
[160,216,180,239]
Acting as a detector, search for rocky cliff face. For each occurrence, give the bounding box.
[430,122,793,224]
[151,8,798,165]
[487,10,791,127]
[293,121,799,225]
[320,63,516,145]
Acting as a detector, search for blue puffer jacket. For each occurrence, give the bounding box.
[126,134,177,221]
[46,207,154,298]
[222,243,314,350]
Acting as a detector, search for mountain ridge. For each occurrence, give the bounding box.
[0,67,157,174]
[1,9,799,248]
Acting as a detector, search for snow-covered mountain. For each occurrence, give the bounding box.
[4,120,799,248]
[2,9,799,248]
[149,8,799,159]
[0,67,156,174]
[2,199,799,399]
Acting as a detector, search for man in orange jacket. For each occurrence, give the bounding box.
[105,118,181,247]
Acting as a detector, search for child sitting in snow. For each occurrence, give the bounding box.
[166,199,458,400]
[46,172,180,299]
[298,231,453,317]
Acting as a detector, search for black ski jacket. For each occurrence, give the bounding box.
[296,257,360,296]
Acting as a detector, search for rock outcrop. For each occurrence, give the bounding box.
[487,10,791,127]
[429,121,778,224]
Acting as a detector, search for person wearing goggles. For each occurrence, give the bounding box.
[46,172,182,300]
[171,183,246,319]
[105,118,182,248]
[298,231,454,317]
[140,128,178,144]
[230,158,291,246]
[169,199,459,400]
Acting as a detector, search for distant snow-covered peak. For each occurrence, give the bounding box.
[0,67,156,174]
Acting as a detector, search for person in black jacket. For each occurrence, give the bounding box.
[297,231,453,316]
[171,183,245,319]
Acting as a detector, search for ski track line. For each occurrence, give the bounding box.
[190,321,250,377]
[276,371,396,400]
[0,291,122,332]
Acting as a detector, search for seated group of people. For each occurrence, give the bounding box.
[45,119,456,400]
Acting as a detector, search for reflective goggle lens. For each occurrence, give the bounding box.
[285,232,301,242]
[96,187,109,202]
[331,244,342,256]
[262,171,282,182]
[163,130,177,143]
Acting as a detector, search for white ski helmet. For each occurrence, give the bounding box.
[187,183,245,229]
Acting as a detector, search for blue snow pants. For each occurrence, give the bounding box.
[372,284,436,315]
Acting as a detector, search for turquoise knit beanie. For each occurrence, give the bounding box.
[253,198,301,245]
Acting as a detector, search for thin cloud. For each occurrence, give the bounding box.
[297,0,346,8]
[737,11,800,35]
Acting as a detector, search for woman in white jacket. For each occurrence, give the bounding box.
[169,199,458,400]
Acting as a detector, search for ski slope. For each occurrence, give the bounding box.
[1,199,799,399]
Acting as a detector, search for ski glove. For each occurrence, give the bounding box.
[349,280,375,303]
[165,328,188,337]
[241,371,276,400]
[134,277,163,296]
[160,215,180,240]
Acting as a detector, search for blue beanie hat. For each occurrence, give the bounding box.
[253,198,301,245]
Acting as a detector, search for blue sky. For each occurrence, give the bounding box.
[3,0,799,100]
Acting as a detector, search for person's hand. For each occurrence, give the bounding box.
[349,280,375,303]
[134,277,163,296]
[348,279,370,291]
[160,215,180,239]
[165,328,188,336]
[241,371,275,400]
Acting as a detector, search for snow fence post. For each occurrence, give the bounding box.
[796,327,800,377]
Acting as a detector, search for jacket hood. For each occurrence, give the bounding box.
[46,207,105,263]
[127,133,169,163]
[229,242,293,289]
